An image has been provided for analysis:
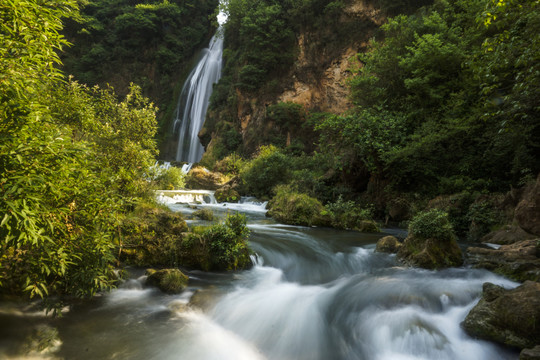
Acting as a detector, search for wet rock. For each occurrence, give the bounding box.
[515,174,540,236]
[481,225,536,245]
[145,269,189,294]
[466,239,540,282]
[462,281,540,350]
[387,198,411,222]
[188,288,222,311]
[397,234,463,269]
[375,235,401,253]
[215,185,240,203]
[521,346,540,360]
[193,208,214,221]
[185,167,226,190]
[355,220,380,233]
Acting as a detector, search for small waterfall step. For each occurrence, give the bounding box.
[156,190,217,204]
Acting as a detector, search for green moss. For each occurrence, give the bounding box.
[215,186,240,203]
[146,268,188,294]
[268,186,326,227]
[193,209,215,221]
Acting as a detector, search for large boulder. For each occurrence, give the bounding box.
[355,220,380,233]
[462,281,540,350]
[466,239,540,282]
[481,225,536,245]
[397,234,463,269]
[145,269,188,294]
[375,235,402,253]
[521,346,540,360]
[515,174,540,236]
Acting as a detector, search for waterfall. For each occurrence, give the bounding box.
[174,28,224,163]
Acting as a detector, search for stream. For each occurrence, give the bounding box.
[0,200,520,359]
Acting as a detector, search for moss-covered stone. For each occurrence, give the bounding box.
[375,235,402,253]
[355,220,380,233]
[462,281,540,350]
[521,346,540,360]
[397,234,463,269]
[145,268,188,294]
[193,208,214,221]
[214,185,240,203]
[397,209,463,269]
[185,167,226,190]
[481,225,537,245]
[466,239,540,282]
[120,205,250,272]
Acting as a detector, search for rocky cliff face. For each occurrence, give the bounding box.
[202,0,385,160]
[278,1,384,114]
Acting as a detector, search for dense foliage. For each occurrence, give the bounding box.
[325,0,540,195]
[60,0,219,156]
[408,209,455,241]
[62,0,217,99]
[203,0,539,233]
[1,1,158,303]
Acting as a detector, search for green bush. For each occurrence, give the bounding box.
[322,196,374,229]
[240,145,292,199]
[154,166,186,190]
[203,213,251,270]
[466,201,500,241]
[408,209,456,241]
[268,186,326,227]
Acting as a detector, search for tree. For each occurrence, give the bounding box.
[0,1,158,305]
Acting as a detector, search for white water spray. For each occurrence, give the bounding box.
[174,29,223,163]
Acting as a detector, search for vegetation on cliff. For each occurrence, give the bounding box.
[60,0,219,157]
[200,0,539,238]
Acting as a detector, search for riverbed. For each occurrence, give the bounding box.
[0,202,520,359]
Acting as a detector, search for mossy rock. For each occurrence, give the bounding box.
[466,239,540,282]
[375,235,402,253]
[397,234,463,269]
[462,281,540,350]
[146,268,188,294]
[520,346,540,360]
[193,208,214,221]
[185,167,226,190]
[355,220,380,233]
[215,185,240,203]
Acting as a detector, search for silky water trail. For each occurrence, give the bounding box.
[173,26,223,164]
[0,199,521,360]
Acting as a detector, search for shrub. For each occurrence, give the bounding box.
[154,166,185,190]
[240,145,291,199]
[466,201,500,241]
[214,186,240,203]
[193,209,214,221]
[268,186,326,226]
[322,195,374,229]
[203,213,251,270]
[408,209,456,241]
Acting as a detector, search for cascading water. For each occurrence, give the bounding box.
[0,212,521,359]
[173,29,223,163]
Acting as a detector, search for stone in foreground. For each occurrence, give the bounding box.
[146,268,189,294]
[462,281,540,350]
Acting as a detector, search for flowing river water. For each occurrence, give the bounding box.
[0,200,520,359]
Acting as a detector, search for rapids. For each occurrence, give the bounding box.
[0,202,520,359]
